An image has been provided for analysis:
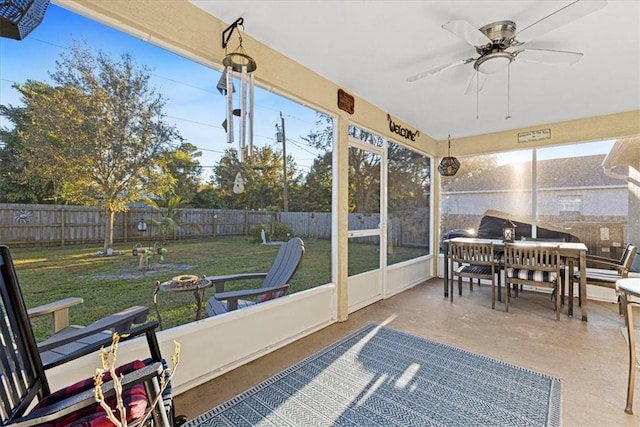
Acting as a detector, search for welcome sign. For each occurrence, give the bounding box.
[387,114,419,141]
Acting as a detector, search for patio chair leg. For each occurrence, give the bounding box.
[618,295,625,317]
[450,276,454,302]
[491,280,495,309]
[505,281,510,312]
[555,283,561,321]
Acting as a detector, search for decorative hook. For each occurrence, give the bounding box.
[222,17,244,49]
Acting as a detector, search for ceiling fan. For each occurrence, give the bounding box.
[407,0,608,96]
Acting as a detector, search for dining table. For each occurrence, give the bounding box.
[442,237,589,321]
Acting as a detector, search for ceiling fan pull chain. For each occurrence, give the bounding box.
[476,70,479,120]
[505,62,512,120]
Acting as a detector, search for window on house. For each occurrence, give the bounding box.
[558,196,582,213]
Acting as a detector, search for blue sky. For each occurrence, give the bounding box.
[0,4,325,179]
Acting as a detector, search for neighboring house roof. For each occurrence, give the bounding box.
[445,154,627,192]
[602,138,640,187]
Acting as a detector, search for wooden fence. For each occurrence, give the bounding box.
[0,203,430,249]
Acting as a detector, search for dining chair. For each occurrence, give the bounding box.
[516,237,568,303]
[573,244,637,315]
[448,241,499,308]
[503,243,562,320]
[587,243,634,268]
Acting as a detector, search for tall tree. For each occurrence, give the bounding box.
[1,41,180,251]
[0,81,58,203]
[211,146,296,211]
[387,142,431,212]
[299,113,333,212]
[295,151,332,212]
[162,142,203,204]
[302,116,384,213]
[301,112,333,150]
[346,125,383,213]
[211,148,250,209]
[192,184,224,209]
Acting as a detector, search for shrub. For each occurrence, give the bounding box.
[247,224,265,243]
[247,222,294,243]
[271,222,293,241]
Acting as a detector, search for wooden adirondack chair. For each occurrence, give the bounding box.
[205,237,305,316]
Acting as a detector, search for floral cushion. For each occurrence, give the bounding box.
[32,360,148,427]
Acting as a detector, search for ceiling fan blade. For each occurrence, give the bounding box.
[442,19,492,47]
[516,0,607,43]
[515,48,583,65]
[406,58,475,82]
[464,72,488,96]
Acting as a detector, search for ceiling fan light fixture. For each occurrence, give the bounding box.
[474,52,513,74]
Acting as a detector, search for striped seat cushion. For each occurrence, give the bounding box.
[456,265,493,276]
[575,268,621,283]
[506,268,556,283]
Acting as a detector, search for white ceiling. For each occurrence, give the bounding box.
[191,1,640,142]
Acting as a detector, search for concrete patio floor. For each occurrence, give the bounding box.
[175,278,640,426]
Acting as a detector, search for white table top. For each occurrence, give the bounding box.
[448,237,587,251]
[616,278,640,297]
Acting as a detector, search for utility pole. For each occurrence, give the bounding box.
[276,112,289,212]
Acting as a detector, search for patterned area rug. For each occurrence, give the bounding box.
[187,324,562,426]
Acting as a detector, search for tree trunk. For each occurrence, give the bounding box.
[104,210,115,252]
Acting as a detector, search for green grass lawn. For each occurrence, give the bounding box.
[8,236,425,340]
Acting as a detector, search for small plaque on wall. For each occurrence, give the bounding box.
[338,89,354,114]
[518,128,551,143]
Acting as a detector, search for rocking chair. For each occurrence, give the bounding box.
[0,244,177,426]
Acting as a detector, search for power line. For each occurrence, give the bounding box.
[164,115,222,129]
[3,36,328,173]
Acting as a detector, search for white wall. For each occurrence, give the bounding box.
[47,285,336,395]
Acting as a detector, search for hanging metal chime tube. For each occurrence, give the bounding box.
[248,73,254,157]
[240,64,248,162]
[225,65,234,144]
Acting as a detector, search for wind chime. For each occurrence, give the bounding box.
[217,17,257,193]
